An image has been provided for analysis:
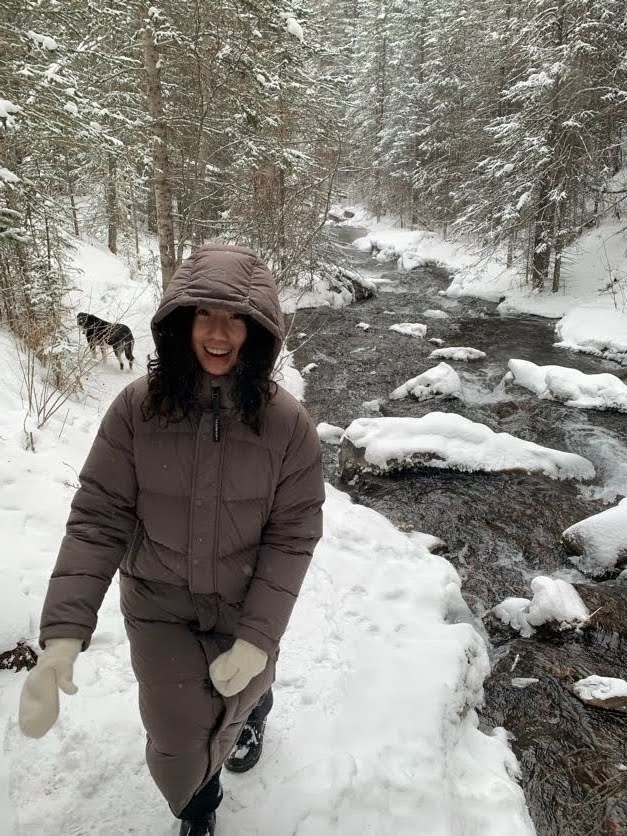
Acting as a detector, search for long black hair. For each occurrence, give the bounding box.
[142,306,277,433]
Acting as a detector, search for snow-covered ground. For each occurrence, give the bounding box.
[0,239,535,835]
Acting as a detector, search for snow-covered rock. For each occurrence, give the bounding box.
[562,497,627,576]
[430,347,486,362]
[493,577,589,638]
[573,675,627,712]
[389,322,427,338]
[353,236,374,253]
[362,399,382,415]
[339,412,595,481]
[389,362,462,401]
[507,358,627,412]
[317,422,344,444]
[327,266,377,304]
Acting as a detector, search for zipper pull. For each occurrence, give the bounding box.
[211,385,221,442]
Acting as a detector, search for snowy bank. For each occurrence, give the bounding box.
[554,307,627,366]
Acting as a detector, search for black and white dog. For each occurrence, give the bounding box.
[77,312,135,370]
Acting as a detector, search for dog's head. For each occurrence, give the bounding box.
[77,312,89,327]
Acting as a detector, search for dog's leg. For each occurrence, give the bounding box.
[125,338,135,371]
[113,345,124,370]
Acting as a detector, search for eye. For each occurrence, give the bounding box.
[230,313,244,321]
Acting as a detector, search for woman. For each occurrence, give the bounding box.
[19,244,325,836]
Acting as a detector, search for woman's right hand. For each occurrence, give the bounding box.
[19,638,82,738]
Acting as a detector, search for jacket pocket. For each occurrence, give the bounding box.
[121,520,143,576]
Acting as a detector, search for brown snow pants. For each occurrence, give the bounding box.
[124,614,275,816]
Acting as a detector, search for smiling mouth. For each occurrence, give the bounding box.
[204,347,230,357]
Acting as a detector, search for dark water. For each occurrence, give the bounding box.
[287,228,627,836]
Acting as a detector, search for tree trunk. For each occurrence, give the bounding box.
[43,206,52,273]
[64,155,80,237]
[140,6,176,289]
[507,230,514,269]
[277,166,287,275]
[552,246,562,293]
[129,183,141,271]
[552,196,564,293]
[373,20,387,222]
[531,174,553,290]
[106,155,118,255]
[146,186,157,234]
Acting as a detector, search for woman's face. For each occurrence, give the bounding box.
[191,307,247,375]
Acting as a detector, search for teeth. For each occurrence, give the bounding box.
[205,347,230,356]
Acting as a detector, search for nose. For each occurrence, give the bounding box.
[205,316,229,339]
[209,320,225,336]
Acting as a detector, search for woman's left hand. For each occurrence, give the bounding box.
[209,638,268,697]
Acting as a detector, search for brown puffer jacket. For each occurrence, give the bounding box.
[39,245,325,811]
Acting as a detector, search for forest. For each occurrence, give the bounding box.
[2,0,627,386]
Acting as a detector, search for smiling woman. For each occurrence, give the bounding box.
[19,244,325,836]
[191,308,247,376]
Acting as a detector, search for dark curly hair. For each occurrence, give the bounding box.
[142,306,277,434]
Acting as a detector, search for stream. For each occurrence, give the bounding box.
[287,227,627,836]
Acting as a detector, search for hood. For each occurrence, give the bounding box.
[151,244,284,363]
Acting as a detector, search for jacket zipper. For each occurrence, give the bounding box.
[187,414,204,617]
[212,410,227,597]
[212,385,221,442]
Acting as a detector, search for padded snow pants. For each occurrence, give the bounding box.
[124,614,275,817]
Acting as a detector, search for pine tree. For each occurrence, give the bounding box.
[456,0,627,290]
[0,0,118,340]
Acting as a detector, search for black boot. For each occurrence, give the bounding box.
[225,689,273,773]
[176,770,221,835]
[179,811,216,836]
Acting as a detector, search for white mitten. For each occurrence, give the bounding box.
[19,638,82,738]
[209,638,268,697]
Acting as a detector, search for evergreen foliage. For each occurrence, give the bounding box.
[347,0,627,290]
[1,0,626,347]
